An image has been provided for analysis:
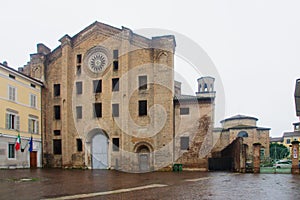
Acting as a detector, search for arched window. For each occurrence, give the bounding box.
[237,131,248,138]
[204,83,208,92]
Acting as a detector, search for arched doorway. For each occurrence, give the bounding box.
[134,142,153,172]
[92,134,108,169]
[86,129,109,169]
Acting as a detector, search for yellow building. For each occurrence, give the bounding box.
[281,122,300,149]
[0,62,43,168]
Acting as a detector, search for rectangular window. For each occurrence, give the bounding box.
[54,84,60,97]
[9,74,15,79]
[5,113,20,130]
[138,76,147,90]
[113,50,119,59]
[93,103,102,118]
[53,139,62,155]
[113,61,119,70]
[8,144,15,159]
[8,86,16,101]
[180,136,189,150]
[77,65,81,75]
[30,94,37,108]
[93,80,102,93]
[180,108,190,115]
[287,139,291,144]
[260,148,265,159]
[77,54,82,64]
[54,130,61,136]
[112,138,119,152]
[112,78,119,91]
[112,104,119,117]
[139,100,147,116]
[30,83,36,88]
[54,105,61,120]
[77,139,83,152]
[76,54,82,76]
[76,82,83,95]
[76,106,82,119]
[113,50,119,71]
[28,118,39,134]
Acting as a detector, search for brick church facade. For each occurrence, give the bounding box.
[20,22,216,172]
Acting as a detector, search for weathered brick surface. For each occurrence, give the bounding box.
[213,116,270,164]
[21,22,215,171]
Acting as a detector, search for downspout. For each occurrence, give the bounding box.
[173,99,176,165]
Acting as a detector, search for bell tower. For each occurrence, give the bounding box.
[196,76,215,98]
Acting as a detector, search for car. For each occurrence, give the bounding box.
[273,161,292,168]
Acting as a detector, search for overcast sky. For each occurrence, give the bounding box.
[1,0,299,137]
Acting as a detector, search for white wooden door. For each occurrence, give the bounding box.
[92,134,108,169]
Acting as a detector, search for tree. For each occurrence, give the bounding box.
[269,143,290,161]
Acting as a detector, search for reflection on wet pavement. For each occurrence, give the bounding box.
[0,169,300,200]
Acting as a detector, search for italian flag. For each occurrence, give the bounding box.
[15,133,21,151]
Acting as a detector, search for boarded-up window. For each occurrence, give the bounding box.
[180,107,189,115]
[76,82,83,94]
[112,104,119,117]
[113,50,119,59]
[76,106,82,119]
[180,136,189,150]
[53,139,62,155]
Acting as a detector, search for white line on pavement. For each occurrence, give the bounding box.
[41,184,168,200]
[184,177,211,182]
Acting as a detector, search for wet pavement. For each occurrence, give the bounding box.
[0,169,300,200]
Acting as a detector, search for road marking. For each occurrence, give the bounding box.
[41,184,168,200]
[184,177,210,182]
